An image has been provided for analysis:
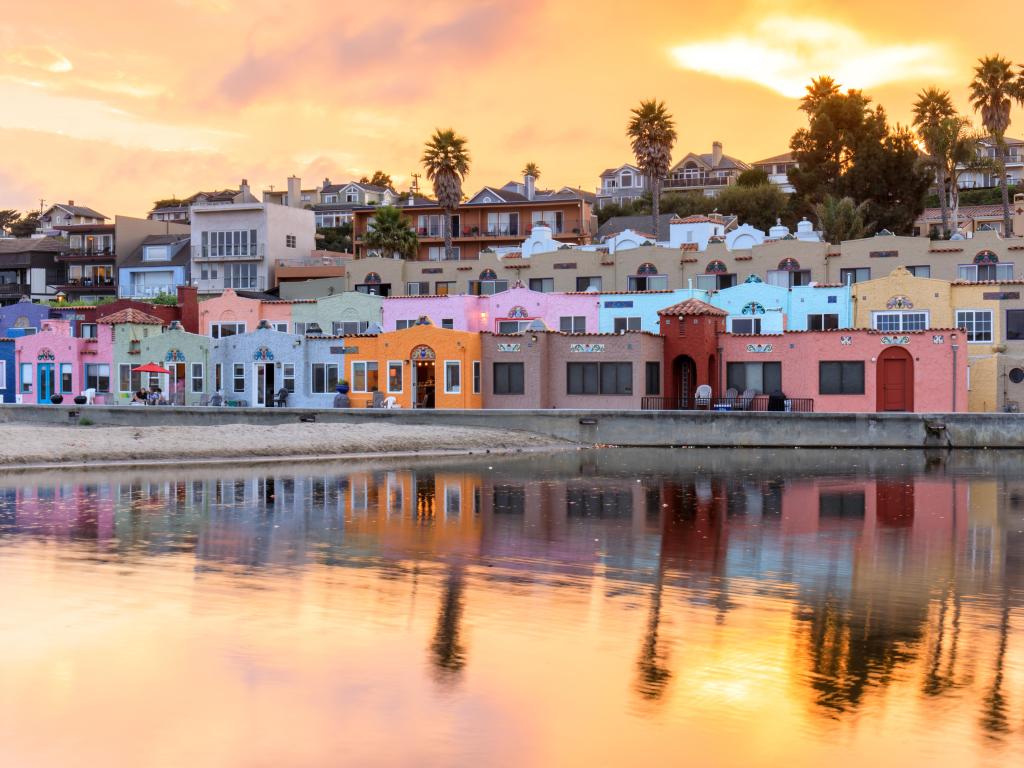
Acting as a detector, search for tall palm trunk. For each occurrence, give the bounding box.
[444,209,453,261]
[651,174,660,239]
[997,139,1012,235]
[937,166,950,238]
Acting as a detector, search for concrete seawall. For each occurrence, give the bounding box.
[1,405,1023,449]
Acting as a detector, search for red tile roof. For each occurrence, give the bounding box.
[97,308,165,325]
[657,298,728,316]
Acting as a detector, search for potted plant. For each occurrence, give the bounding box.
[50,393,64,404]
[470,226,480,235]
[336,379,350,394]
[73,394,87,405]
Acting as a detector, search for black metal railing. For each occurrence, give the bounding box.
[641,395,814,412]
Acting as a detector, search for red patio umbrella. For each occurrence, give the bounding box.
[132,362,173,374]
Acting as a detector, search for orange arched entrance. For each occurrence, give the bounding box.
[876,346,914,412]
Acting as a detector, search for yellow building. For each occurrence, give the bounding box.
[852,266,1024,412]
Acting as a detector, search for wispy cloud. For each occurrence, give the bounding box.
[671,17,953,98]
[2,45,72,73]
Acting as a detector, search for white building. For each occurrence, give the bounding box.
[750,152,797,193]
[190,185,315,295]
[595,164,648,208]
[957,136,1023,190]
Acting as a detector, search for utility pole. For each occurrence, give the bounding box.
[410,173,421,195]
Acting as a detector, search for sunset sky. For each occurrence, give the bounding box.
[0,0,1019,218]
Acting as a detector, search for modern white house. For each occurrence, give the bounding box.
[751,152,797,193]
[956,136,1023,190]
[595,164,649,208]
[189,189,316,295]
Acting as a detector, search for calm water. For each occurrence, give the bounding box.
[0,449,1022,767]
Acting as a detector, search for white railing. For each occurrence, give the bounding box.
[120,284,179,299]
[195,276,267,293]
[192,244,265,261]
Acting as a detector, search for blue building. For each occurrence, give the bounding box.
[0,297,53,337]
[597,288,708,333]
[709,277,851,334]
[0,338,14,403]
[118,235,191,300]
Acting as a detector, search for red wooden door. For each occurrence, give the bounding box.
[877,348,914,412]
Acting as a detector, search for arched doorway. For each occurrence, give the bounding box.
[411,344,436,408]
[876,347,914,412]
[673,355,697,405]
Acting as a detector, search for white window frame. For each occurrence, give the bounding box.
[270,322,288,333]
[311,363,340,394]
[444,360,461,394]
[190,362,204,393]
[729,317,762,334]
[387,360,403,393]
[613,316,642,332]
[210,322,247,339]
[232,363,245,393]
[282,363,295,393]
[0,360,5,389]
[871,310,929,332]
[956,309,993,343]
[350,361,378,393]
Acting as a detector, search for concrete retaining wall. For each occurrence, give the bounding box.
[1,404,1023,449]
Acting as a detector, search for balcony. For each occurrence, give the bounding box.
[192,244,265,261]
[663,174,736,191]
[119,284,181,299]
[56,278,116,294]
[0,282,31,297]
[57,248,116,262]
[195,276,267,294]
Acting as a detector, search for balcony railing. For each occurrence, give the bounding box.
[192,244,265,261]
[0,283,31,296]
[664,175,735,190]
[195,276,267,293]
[57,248,116,261]
[120,284,180,299]
[641,395,814,412]
[56,278,117,294]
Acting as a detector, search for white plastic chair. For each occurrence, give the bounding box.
[383,396,400,409]
[82,388,96,405]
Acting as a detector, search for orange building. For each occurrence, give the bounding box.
[343,320,482,409]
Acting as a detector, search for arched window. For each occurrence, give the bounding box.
[706,260,727,274]
[636,262,658,275]
[974,250,998,265]
[364,272,382,284]
[480,268,498,280]
[778,257,800,271]
[410,345,436,360]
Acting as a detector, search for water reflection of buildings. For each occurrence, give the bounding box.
[1,450,1022,729]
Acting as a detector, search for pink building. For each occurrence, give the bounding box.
[198,289,294,337]
[14,318,114,404]
[719,328,968,412]
[382,287,600,334]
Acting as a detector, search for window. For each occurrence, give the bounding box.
[285,235,296,248]
[79,323,97,339]
[282,364,295,393]
[85,364,110,393]
[486,212,519,236]
[529,277,554,293]
[351,361,378,392]
[427,246,461,261]
[200,229,258,258]
[645,361,660,395]
[559,316,586,333]
[907,265,931,277]
[576,276,602,292]
[60,363,72,394]
[270,322,288,333]
[387,361,403,393]
[473,361,481,394]
[19,363,31,393]
[214,364,223,393]
[726,362,782,394]
[0,360,5,390]
[468,279,507,295]
[395,319,416,330]
[355,283,391,297]
[820,492,866,519]
[224,262,257,289]
[406,281,430,295]
[311,363,340,394]
[435,281,455,296]
[627,275,669,291]
[233,363,245,393]
[613,316,642,332]
[210,322,246,338]
[958,263,1013,281]
[872,311,928,332]
[189,363,204,393]
[142,245,170,262]
[441,319,454,329]
[695,274,737,291]
[493,362,524,395]
[444,361,461,394]
[956,310,993,342]
[1007,309,1024,340]
[730,318,761,334]
[531,211,563,232]
[807,313,840,331]
[766,269,812,287]
[567,362,632,395]
[840,267,871,285]
[819,361,864,394]
[498,320,529,334]
[332,321,369,335]
[621,173,633,187]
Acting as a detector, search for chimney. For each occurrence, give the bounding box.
[323,177,331,190]
[712,142,723,168]
[287,176,301,208]
[69,200,74,206]
[176,285,199,333]
[240,178,250,199]
[525,172,536,201]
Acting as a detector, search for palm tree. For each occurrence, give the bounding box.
[627,100,677,239]
[800,75,841,114]
[931,116,985,235]
[362,205,418,259]
[422,128,470,261]
[913,87,956,238]
[969,55,1020,235]
[521,162,540,180]
[814,195,871,245]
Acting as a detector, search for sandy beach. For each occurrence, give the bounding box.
[0,423,573,468]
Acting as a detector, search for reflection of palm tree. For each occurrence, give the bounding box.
[430,563,467,680]
[980,589,1011,736]
[635,567,672,701]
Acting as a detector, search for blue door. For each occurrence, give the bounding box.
[37,363,55,403]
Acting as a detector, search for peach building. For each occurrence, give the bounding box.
[198,289,296,336]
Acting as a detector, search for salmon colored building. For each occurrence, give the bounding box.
[198,288,297,336]
[343,321,482,409]
[657,299,729,402]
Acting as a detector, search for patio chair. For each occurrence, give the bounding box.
[737,388,757,411]
[694,384,712,409]
[383,396,400,409]
[198,394,210,407]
